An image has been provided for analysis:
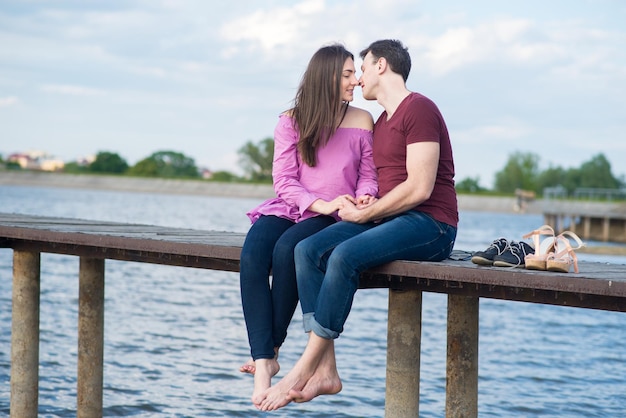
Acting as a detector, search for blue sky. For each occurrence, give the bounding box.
[1,0,624,188]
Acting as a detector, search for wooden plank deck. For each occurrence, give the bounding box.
[1,212,626,417]
[1,213,625,311]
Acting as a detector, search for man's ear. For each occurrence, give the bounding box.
[378,57,387,73]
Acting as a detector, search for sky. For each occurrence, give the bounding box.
[1,0,625,189]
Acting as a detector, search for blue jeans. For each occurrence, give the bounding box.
[295,210,457,339]
[239,214,336,360]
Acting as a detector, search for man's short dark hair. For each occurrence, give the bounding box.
[360,39,411,82]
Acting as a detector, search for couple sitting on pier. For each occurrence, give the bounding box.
[238,39,458,411]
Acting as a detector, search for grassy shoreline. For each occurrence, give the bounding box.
[1,170,529,211]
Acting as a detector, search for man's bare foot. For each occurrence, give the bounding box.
[254,369,304,411]
[252,358,281,404]
[287,371,342,403]
[255,334,333,411]
[287,338,342,403]
[239,358,255,375]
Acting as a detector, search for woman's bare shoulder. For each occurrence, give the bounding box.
[341,106,374,130]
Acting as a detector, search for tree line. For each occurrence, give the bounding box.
[2,139,623,197]
[456,151,624,196]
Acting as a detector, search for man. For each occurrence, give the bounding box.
[256,39,458,412]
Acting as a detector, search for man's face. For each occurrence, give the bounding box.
[359,52,378,101]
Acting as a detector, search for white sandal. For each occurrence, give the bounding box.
[546,231,585,273]
[523,225,555,271]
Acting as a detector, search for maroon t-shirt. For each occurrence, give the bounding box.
[373,92,458,227]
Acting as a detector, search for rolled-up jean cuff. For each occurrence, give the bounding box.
[310,317,340,340]
[302,312,314,333]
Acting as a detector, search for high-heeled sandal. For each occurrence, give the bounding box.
[522,224,555,271]
[546,231,585,273]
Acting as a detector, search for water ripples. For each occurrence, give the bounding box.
[1,186,625,416]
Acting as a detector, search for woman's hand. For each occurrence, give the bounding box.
[308,195,355,215]
[355,194,377,209]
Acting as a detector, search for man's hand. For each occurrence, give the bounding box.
[309,195,356,215]
[338,199,368,223]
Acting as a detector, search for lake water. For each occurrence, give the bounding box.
[0,185,625,417]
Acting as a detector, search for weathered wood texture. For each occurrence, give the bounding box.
[1,213,625,312]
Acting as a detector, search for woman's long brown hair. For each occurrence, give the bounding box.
[292,44,353,167]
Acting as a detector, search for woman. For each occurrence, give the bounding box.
[239,43,378,405]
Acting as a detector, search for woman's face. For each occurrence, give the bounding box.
[340,57,359,102]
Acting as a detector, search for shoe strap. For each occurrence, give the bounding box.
[558,231,584,250]
[522,225,555,249]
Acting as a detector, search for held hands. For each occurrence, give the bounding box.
[338,194,377,223]
[356,194,377,209]
[310,194,356,216]
[309,194,376,220]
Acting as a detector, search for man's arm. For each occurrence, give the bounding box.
[338,141,439,223]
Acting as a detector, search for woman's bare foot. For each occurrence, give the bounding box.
[239,358,256,375]
[240,347,279,375]
[252,357,281,404]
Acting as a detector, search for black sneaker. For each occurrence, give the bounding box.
[493,241,535,267]
[471,238,509,265]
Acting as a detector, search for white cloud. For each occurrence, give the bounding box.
[0,96,18,107]
[41,84,106,96]
[219,0,325,54]
[1,0,624,183]
[416,18,568,75]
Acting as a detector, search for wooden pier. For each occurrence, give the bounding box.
[542,199,626,243]
[1,213,626,417]
[544,211,626,243]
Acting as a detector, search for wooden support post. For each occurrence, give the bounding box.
[10,251,41,418]
[584,217,591,240]
[77,257,105,418]
[602,217,610,242]
[446,294,479,418]
[385,289,422,418]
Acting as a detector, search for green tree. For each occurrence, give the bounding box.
[535,153,621,195]
[238,137,274,183]
[210,170,240,182]
[89,151,129,174]
[577,153,621,189]
[455,176,487,193]
[6,161,21,170]
[536,165,566,191]
[128,150,199,178]
[63,161,88,174]
[494,152,540,193]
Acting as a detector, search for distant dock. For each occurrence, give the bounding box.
[542,200,626,243]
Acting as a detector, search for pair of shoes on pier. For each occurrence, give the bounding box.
[471,225,585,273]
[523,225,585,273]
[471,237,534,268]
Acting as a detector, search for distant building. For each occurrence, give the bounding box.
[76,155,97,166]
[201,168,213,179]
[8,150,65,171]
